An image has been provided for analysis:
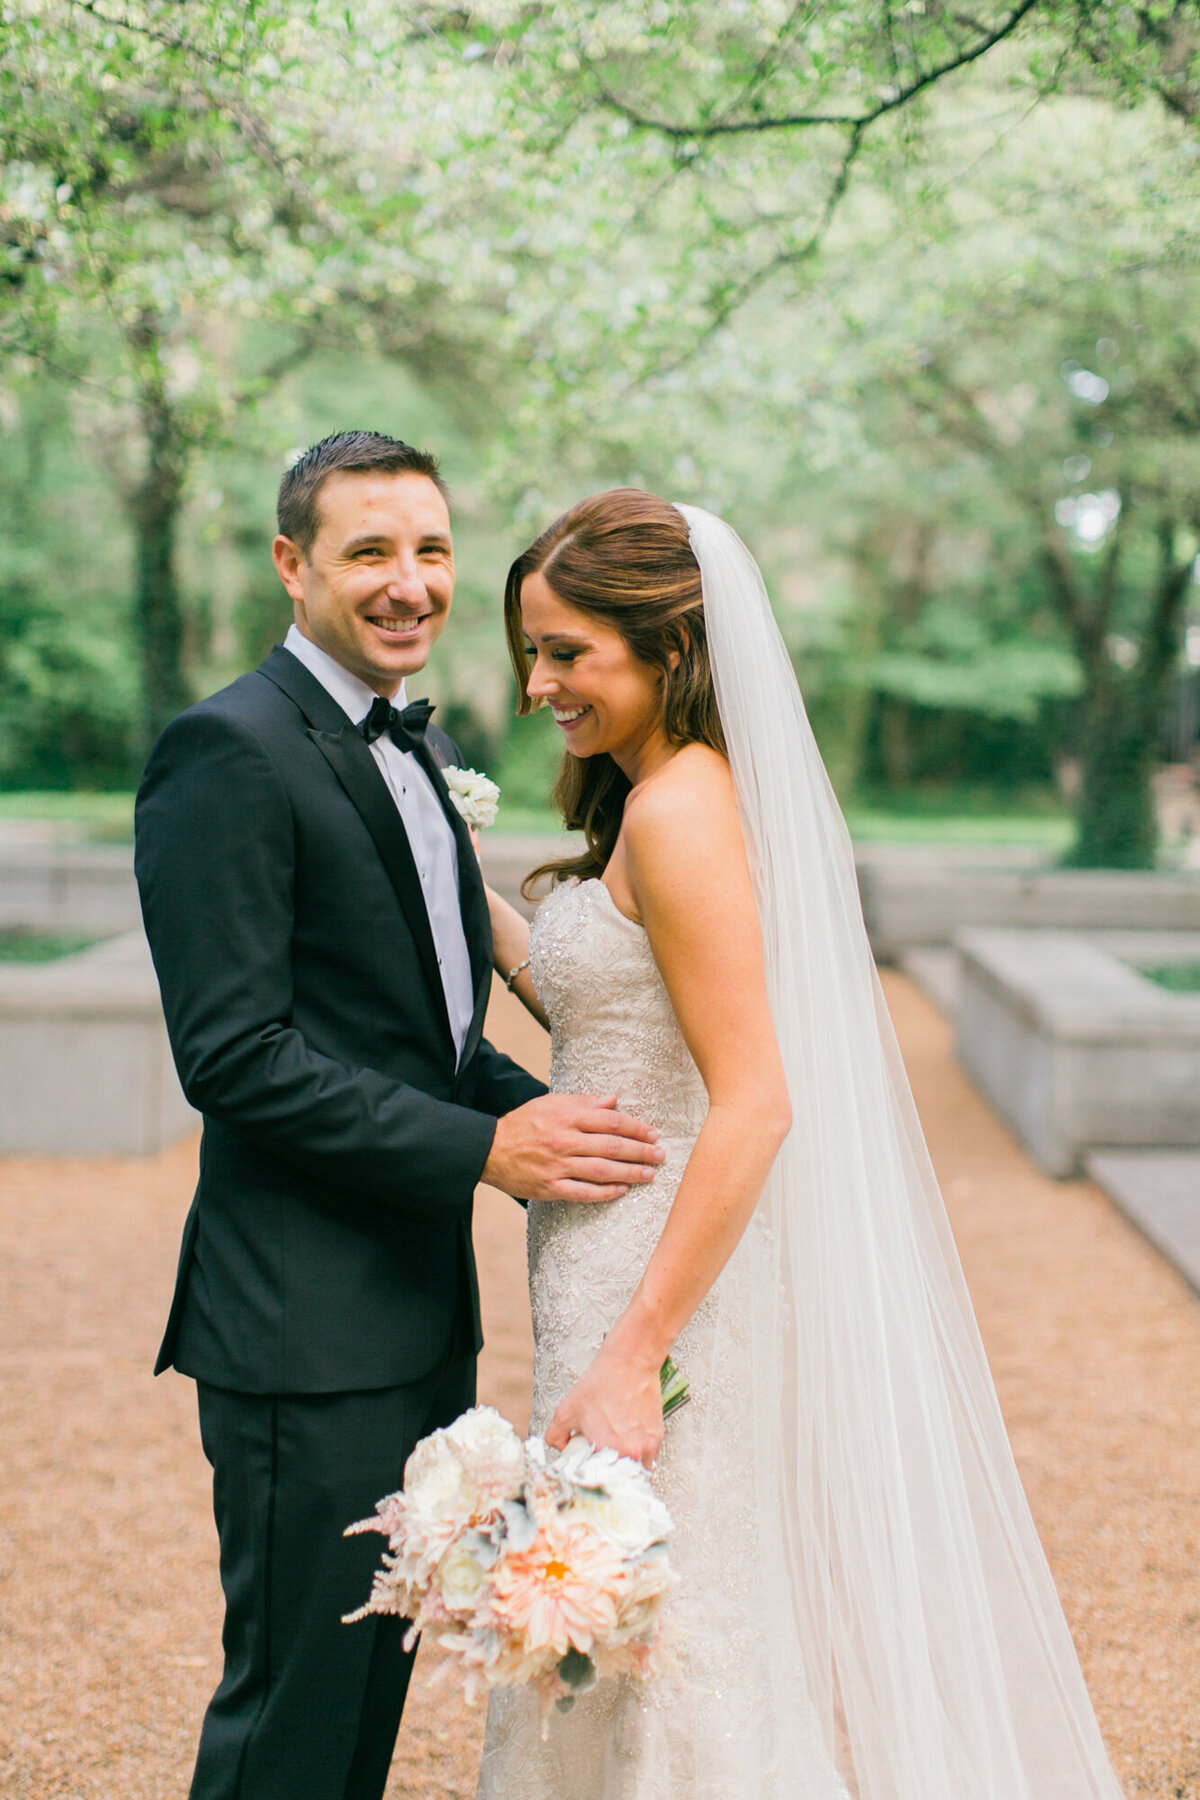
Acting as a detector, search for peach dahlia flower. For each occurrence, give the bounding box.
[488,1520,624,1657]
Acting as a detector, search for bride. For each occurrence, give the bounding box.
[476,489,1124,1800]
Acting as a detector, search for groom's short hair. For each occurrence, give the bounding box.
[277,431,448,557]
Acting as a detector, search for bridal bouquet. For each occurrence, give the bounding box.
[344,1406,676,1716]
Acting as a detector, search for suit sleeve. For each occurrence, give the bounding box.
[472,1037,547,1116]
[135,707,497,1209]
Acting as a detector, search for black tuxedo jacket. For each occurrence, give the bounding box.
[135,645,544,1395]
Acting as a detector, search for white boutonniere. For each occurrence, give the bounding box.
[442,766,500,830]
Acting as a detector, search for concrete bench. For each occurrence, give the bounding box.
[0,930,197,1156]
[859,857,1200,962]
[956,928,1200,1177]
[0,832,564,1157]
[0,834,563,932]
[0,842,142,934]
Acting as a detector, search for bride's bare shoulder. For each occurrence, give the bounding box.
[622,745,744,876]
[626,742,734,820]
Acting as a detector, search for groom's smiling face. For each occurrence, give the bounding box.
[273,470,454,696]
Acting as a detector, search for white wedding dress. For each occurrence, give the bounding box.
[477,876,849,1800]
[478,504,1125,1800]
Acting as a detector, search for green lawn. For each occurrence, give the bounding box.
[0,790,136,840]
[498,785,1078,849]
[843,810,1073,849]
[488,807,572,836]
[0,927,105,962]
[499,807,1076,848]
[1139,963,1200,994]
[0,792,573,843]
[0,788,1078,851]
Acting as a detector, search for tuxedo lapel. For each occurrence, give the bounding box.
[258,642,349,733]
[258,648,456,1055]
[419,731,494,1067]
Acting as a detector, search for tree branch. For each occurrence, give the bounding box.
[66,0,238,70]
[231,320,325,410]
[1040,528,1101,673]
[713,0,816,126]
[1073,3,1200,122]
[1136,513,1196,727]
[596,0,1044,139]
[631,124,865,386]
[709,124,864,323]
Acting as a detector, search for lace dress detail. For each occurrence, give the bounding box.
[477,880,846,1800]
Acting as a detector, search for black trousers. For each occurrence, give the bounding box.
[190,1344,475,1800]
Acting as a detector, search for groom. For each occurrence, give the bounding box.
[135,430,663,1800]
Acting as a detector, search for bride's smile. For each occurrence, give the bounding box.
[520,568,677,785]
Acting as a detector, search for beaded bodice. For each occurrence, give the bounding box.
[529,878,708,1140]
[519,879,710,1433]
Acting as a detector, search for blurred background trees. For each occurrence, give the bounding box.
[2,0,1198,862]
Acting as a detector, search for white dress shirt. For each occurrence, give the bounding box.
[283,624,475,1062]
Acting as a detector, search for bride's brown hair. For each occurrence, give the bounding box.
[504,488,725,895]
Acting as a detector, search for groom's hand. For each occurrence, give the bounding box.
[482,1094,664,1204]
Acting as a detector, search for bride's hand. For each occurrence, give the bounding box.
[544,1338,665,1470]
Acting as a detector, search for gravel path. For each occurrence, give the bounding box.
[1,974,1196,1799]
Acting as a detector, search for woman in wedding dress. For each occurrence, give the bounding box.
[476,489,1125,1800]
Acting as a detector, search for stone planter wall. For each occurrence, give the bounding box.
[0,931,197,1156]
[956,928,1200,1177]
[0,843,142,934]
[859,855,1200,963]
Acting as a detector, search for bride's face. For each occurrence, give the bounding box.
[521,570,667,770]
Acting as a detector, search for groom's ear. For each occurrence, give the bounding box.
[273,534,306,604]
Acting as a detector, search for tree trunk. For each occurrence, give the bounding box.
[1069,672,1160,867]
[127,312,190,753]
[879,694,913,788]
[1057,519,1195,869]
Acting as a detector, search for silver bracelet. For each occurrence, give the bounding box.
[504,957,531,991]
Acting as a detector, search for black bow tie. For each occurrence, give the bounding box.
[359,695,435,756]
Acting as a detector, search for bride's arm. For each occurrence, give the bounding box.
[544,751,791,1468]
[486,884,549,1030]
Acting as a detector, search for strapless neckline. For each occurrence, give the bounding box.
[579,877,643,932]
[527,874,706,1143]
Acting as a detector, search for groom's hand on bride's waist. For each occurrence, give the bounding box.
[482,1094,664,1204]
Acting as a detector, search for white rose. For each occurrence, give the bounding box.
[435,1539,489,1613]
[441,766,500,830]
[402,1430,474,1529]
[442,1405,526,1511]
[404,1407,522,1522]
[396,1408,517,1577]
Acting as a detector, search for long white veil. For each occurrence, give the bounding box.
[675,503,1124,1800]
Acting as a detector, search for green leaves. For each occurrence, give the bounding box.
[860,641,1082,721]
[1,0,1197,795]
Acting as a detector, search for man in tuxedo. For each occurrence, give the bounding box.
[135,430,664,1800]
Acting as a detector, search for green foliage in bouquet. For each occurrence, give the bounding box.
[660,1356,690,1420]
